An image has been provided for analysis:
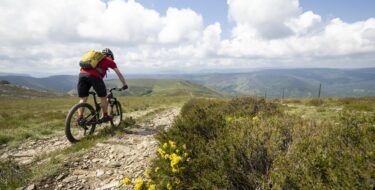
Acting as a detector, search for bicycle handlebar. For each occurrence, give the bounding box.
[108,87,125,93]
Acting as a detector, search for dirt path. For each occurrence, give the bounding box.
[0,134,70,165]
[0,107,164,165]
[15,107,180,190]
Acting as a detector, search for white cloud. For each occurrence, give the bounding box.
[0,0,374,76]
[223,0,375,65]
[78,0,161,44]
[286,11,322,35]
[200,23,222,56]
[158,8,203,44]
[228,0,300,39]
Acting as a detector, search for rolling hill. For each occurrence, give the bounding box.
[1,68,374,98]
[169,68,375,98]
[104,79,223,97]
[0,84,64,99]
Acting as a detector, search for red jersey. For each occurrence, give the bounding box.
[80,57,117,80]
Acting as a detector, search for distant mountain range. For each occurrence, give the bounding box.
[1,68,374,98]
[181,68,375,97]
[0,75,78,92]
[0,75,222,97]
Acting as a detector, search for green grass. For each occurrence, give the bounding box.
[118,96,189,112]
[0,96,189,146]
[0,98,76,146]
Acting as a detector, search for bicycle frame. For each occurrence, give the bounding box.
[84,88,120,125]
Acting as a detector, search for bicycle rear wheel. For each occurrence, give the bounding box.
[109,101,123,127]
[65,103,97,143]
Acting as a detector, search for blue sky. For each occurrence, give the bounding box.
[0,0,375,76]
[300,0,375,22]
[137,0,233,37]
[137,0,375,38]
[136,0,375,22]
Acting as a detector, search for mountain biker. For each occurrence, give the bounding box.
[77,48,128,122]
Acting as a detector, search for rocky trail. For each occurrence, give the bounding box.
[0,107,180,190]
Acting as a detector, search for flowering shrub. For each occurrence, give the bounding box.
[153,97,283,189]
[151,140,190,189]
[121,140,190,190]
[122,97,374,189]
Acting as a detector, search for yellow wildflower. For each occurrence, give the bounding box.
[182,144,187,150]
[183,152,188,157]
[164,153,170,160]
[154,167,160,173]
[158,148,166,157]
[187,157,191,162]
[176,149,180,153]
[148,184,156,190]
[145,169,151,177]
[121,177,131,185]
[134,178,144,190]
[162,142,168,149]
[167,182,173,190]
[170,153,182,173]
[169,140,176,150]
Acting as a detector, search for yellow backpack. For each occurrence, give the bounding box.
[79,50,106,76]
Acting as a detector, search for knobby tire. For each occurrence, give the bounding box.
[65,103,97,143]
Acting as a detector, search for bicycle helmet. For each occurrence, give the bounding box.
[102,48,114,60]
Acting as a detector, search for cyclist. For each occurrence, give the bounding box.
[77,48,128,122]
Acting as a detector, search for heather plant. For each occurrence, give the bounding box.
[149,97,287,189]
[267,111,375,189]
[148,97,375,189]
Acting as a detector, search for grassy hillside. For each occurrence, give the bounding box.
[105,79,223,97]
[0,95,189,146]
[0,84,64,99]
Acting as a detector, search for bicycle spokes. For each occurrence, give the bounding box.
[109,101,122,127]
[66,104,97,143]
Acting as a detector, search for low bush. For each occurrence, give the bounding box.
[145,97,374,189]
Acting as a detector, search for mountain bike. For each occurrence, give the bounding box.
[65,88,123,143]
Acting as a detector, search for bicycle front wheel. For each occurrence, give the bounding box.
[65,103,97,143]
[109,101,123,127]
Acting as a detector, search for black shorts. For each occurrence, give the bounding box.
[77,74,107,97]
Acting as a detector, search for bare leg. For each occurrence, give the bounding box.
[100,96,108,116]
[78,97,88,118]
